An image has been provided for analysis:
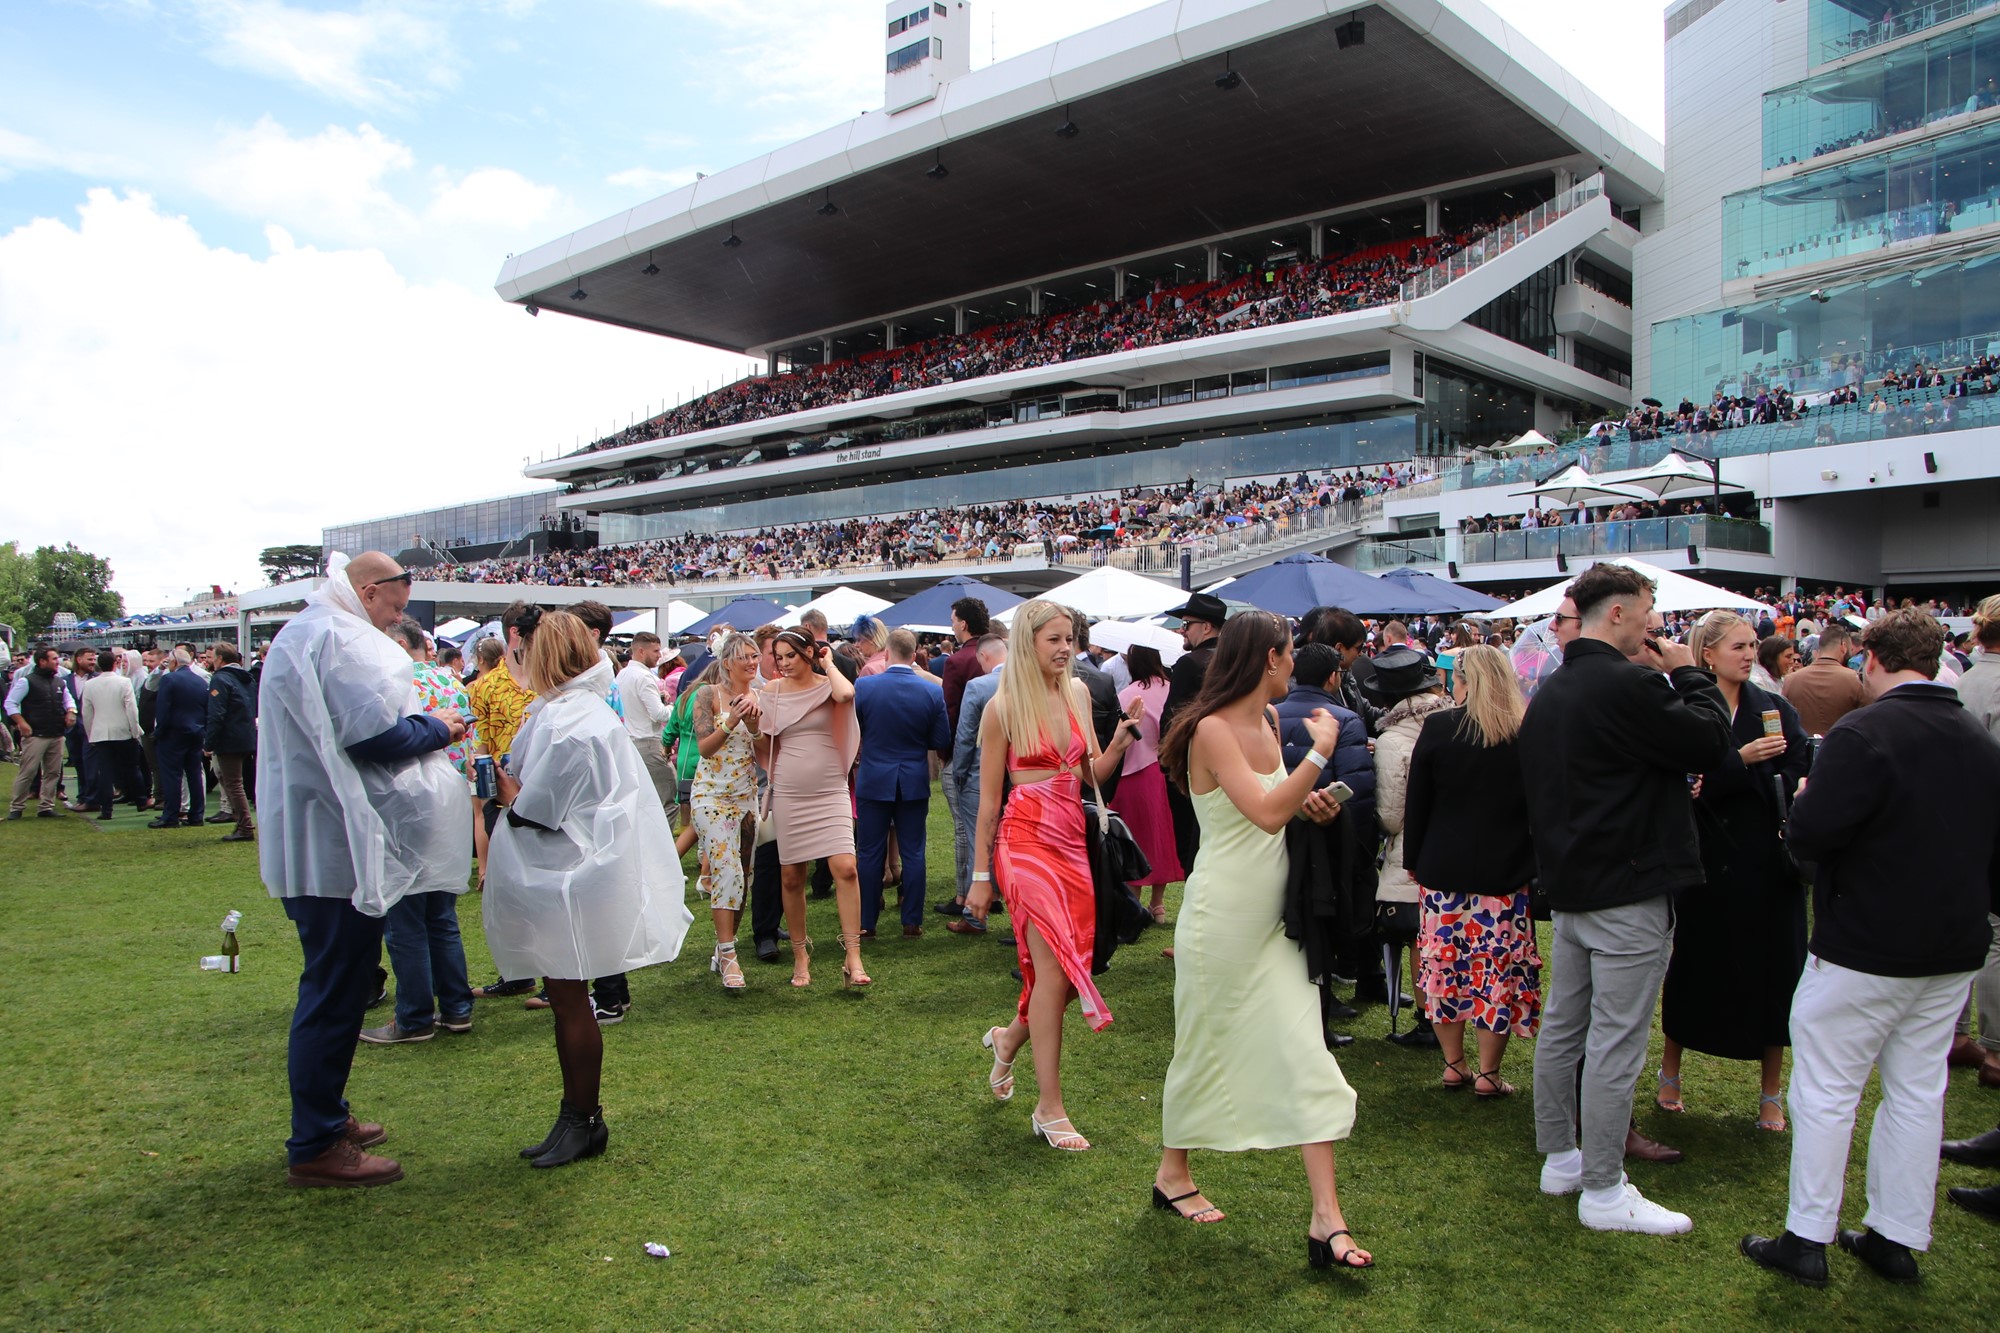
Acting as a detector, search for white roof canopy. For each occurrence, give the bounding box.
[1486,558,1776,619]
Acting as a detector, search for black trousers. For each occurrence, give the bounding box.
[751,839,784,945]
[89,738,144,810]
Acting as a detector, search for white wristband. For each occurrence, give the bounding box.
[1305,750,1330,770]
[971,872,992,883]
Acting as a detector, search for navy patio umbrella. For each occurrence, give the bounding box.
[1376,566,1505,614]
[678,597,793,639]
[1219,554,1450,618]
[879,575,1024,632]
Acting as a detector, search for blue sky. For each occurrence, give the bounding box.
[0,1,1662,608]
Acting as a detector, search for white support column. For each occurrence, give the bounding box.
[1309,222,1324,259]
[1028,287,1042,316]
[883,321,897,351]
[1112,268,1125,301]
[766,352,778,375]
[952,304,966,334]
[1205,243,1220,280]
[821,336,833,363]
[1424,196,1440,237]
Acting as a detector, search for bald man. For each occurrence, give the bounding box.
[259,552,468,1188]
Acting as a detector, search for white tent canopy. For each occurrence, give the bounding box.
[1485,428,1558,456]
[1512,462,1648,507]
[433,616,480,640]
[1485,557,1776,620]
[1604,451,1748,500]
[775,585,893,630]
[1037,565,1188,620]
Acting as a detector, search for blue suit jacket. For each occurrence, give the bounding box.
[155,666,210,739]
[853,665,950,802]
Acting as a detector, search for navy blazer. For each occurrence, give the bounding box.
[854,665,950,802]
[155,666,210,739]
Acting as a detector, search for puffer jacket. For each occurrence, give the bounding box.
[1372,692,1457,903]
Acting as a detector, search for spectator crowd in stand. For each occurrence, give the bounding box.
[574,220,1512,457]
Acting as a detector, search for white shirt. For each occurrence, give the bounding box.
[617,659,671,738]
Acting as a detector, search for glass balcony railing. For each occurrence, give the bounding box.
[1356,536,1446,570]
[1459,517,1772,565]
[1814,0,2000,65]
[1399,175,1605,303]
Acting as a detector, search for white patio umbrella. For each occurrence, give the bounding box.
[663,600,707,634]
[1485,557,1776,620]
[1038,565,1188,620]
[1086,619,1186,666]
[775,585,894,629]
[1606,451,1749,501]
[1511,462,1648,507]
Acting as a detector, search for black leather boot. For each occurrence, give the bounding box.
[530,1103,607,1168]
[519,1103,574,1160]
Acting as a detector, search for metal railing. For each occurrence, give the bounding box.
[1399,175,1606,303]
[1819,0,1999,64]
[1356,536,1446,570]
[1460,516,1773,565]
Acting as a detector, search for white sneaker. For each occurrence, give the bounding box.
[1577,1182,1692,1235]
[1540,1156,1583,1196]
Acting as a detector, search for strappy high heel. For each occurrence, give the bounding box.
[1152,1185,1224,1223]
[711,942,745,994]
[982,1027,1015,1101]
[1756,1092,1787,1131]
[1655,1069,1684,1113]
[1308,1229,1374,1270]
[1031,1113,1089,1152]
[837,932,872,989]
[1441,1057,1472,1091]
[790,936,813,989]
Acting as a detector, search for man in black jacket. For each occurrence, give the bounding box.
[1068,609,1131,805]
[204,641,259,842]
[1518,563,1733,1235]
[1742,609,2000,1288]
[1161,592,1226,868]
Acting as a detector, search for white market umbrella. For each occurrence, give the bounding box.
[1485,428,1557,457]
[664,600,707,634]
[1485,557,1776,621]
[1606,451,1749,501]
[1512,462,1648,507]
[615,609,656,636]
[1039,565,1188,620]
[776,585,894,630]
[1087,619,1186,666]
[433,616,479,640]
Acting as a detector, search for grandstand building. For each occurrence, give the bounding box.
[480,0,1657,598]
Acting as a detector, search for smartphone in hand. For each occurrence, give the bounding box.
[1326,780,1355,804]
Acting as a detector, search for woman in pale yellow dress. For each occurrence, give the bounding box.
[1155,611,1373,1271]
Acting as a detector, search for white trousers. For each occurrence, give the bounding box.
[1785,954,1974,1249]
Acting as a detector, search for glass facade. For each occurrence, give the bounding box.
[599,411,1421,542]
[1650,252,2000,402]
[1769,13,2000,168]
[1810,0,2000,66]
[322,492,566,558]
[1420,359,1537,454]
[1726,117,2000,277]
[1467,262,1560,357]
[1459,516,1772,564]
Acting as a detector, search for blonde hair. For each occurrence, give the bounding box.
[1452,644,1524,745]
[999,599,1090,759]
[1688,610,1750,670]
[1974,594,2000,650]
[525,610,599,695]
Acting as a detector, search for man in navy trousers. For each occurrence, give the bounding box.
[854,628,951,937]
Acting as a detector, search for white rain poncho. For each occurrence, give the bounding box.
[484,658,692,980]
[256,561,469,915]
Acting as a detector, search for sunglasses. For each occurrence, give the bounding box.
[367,571,413,588]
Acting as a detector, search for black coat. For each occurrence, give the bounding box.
[1787,681,2000,977]
[1402,709,1535,895]
[1283,814,1364,987]
[1517,639,1735,913]
[1661,682,1812,1058]
[204,663,259,754]
[1073,659,1123,804]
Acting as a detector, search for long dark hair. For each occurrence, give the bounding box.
[1125,644,1167,685]
[1160,612,1291,793]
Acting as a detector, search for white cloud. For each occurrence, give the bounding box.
[428,166,560,229]
[0,128,142,181]
[195,116,415,243]
[193,0,455,108]
[0,189,741,609]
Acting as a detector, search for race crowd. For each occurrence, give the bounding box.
[9,553,1996,1288]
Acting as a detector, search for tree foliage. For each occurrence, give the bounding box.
[259,544,326,585]
[0,542,125,639]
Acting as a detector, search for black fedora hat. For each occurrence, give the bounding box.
[1360,645,1442,703]
[1164,592,1229,626]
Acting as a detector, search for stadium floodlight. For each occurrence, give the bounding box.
[722,222,742,248]
[641,249,660,276]
[816,187,839,217]
[569,285,587,301]
[524,303,539,316]
[1335,18,1365,49]
[1215,61,1242,91]
[1055,104,1079,139]
[926,149,949,180]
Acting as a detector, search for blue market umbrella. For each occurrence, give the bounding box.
[678,597,793,639]
[1219,554,1447,618]
[1376,566,1504,614]
[879,575,1024,631]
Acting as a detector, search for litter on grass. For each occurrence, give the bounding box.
[644,1243,671,1259]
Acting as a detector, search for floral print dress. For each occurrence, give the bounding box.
[412,661,477,779]
[691,684,758,912]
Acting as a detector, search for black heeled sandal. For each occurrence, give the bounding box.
[1152,1185,1223,1222]
[1308,1229,1374,1270]
[1441,1058,1472,1091]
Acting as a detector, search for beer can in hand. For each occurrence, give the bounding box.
[1760,709,1782,739]
[474,754,496,799]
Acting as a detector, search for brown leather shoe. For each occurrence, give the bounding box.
[343,1115,386,1150]
[1949,1035,1987,1068]
[1625,1125,1684,1164]
[902,924,923,938]
[1981,1058,2000,1090]
[945,919,986,935]
[287,1136,403,1188]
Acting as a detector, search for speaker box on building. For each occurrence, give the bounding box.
[1555,552,1568,573]
[1686,545,1699,565]
[1446,561,1458,579]
[1924,451,1938,474]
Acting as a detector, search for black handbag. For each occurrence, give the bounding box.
[1084,771,1153,974]
[1374,898,1421,944]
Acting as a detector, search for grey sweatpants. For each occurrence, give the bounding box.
[1534,897,1675,1191]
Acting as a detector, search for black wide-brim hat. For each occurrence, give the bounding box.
[1163,591,1229,626]
[1360,645,1443,703]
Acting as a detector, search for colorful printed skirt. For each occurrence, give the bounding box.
[1417,888,1542,1036]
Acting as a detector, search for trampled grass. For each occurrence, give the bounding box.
[1,758,1994,1331]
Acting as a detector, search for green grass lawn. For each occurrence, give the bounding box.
[2,758,1995,1331]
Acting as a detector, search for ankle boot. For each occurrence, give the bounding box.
[530,1103,607,1168]
[519,1102,575,1160]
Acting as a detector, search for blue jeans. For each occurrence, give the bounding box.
[282,896,387,1165]
[384,891,474,1032]
[857,794,929,931]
